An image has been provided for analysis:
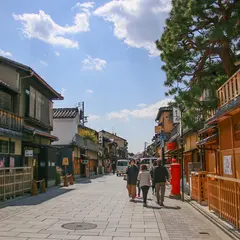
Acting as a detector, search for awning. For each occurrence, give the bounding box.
[0,127,23,139]
[24,125,58,141]
[198,125,217,135]
[184,148,198,153]
[196,133,218,146]
[80,154,88,159]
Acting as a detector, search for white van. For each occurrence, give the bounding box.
[116,159,129,176]
[140,158,158,170]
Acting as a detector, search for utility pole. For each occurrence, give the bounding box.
[78,101,88,126]
[144,142,147,157]
[180,110,184,201]
[160,130,165,166]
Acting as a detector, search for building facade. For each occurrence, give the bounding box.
[0,56,63,187]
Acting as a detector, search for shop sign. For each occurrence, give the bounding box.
[155,126,162,134]
[82,159,89,164]
[62,157,69,166]
[223,155,232,175]
[25,150,33,157]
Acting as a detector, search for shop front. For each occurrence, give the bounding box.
[23,126,58,187]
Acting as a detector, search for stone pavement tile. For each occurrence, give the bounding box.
[0,231,18,237]
[145,238,162,240]
[80,237,112,240]
[69,232,99,236]
[145,229,160,233]
[130,232,161,237]
[16,232,50,238]
[10,228,42,233]
[48,234,81,239]
[0,238,28,240]
[113,237,145,240]
[116,228,145,233]
[100,232,130,237]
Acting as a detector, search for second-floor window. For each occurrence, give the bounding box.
[0,90,12,112]
[0,140,15,154]
[25,86,52,126]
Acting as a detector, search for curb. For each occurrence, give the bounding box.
[185,196,240,240]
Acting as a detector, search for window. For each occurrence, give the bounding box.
[117,161,128,166]
[0,140,8,153]
[27,86,50,125]
[0,90,12,112]
[10,142,15,154]
[0,140,15,154]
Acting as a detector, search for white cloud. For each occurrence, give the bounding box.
[137,103,147,108]
[40,60,48,66]
[73,2,95,11]
[86,89,93,93]
[13,8,92,48]
[88,115,100,121]
[82,55,107,71]
[0,49,12,57]
[55,51,60,56]
[60,88,66,97]
[107,99,172,121]
[94,0,171,56]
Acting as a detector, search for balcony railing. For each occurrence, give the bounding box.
[0,109,23,132]
[218,69,240,108]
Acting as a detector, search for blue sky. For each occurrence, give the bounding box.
[0,0,172,153]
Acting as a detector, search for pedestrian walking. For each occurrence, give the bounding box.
[138,164,151,206]
[150,160,157,194]
[153,159,169,206]
[112,161,116,174]
[126,159,138,201]
[136,159,141,198]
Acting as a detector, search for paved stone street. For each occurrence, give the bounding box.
[0,175,232,240]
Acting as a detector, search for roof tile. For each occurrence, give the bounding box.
[53,108,78,119]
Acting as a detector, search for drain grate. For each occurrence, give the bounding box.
[62,222,97,231]
[199,232,210,235]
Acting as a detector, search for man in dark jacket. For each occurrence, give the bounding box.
[126,159,138,200]
[153,159,169,206]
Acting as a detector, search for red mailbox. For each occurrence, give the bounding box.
[169,163,181,198]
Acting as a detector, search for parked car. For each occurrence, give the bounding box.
[140,157,158,169]
[116,159,129,176]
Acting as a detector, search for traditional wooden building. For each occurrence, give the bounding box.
[154,107,173,159]
[194,68,240,229]
[0,56,63,187]
[78,125,99,176]
[52,108,81,177]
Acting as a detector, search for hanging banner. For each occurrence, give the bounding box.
[223,155,232,175]
[0,157,5,168]
[10,157,15,168]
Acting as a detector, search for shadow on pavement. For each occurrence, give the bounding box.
[162,205,181,210]
[75,179,92,184]
[7,188,74,206]
[145,205,161,210]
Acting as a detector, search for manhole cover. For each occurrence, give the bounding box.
[62,222,97,230]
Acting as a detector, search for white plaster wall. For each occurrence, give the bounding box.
[52,117,78,145]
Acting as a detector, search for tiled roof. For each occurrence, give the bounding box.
[53,108,78,119]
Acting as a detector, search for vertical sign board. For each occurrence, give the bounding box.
[223,155,232,175]
[173,107,181,124]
